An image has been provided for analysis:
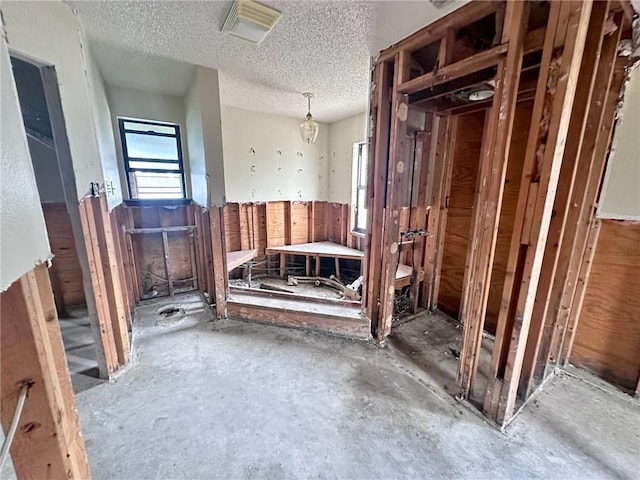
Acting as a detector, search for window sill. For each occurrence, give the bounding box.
[124,198,192,207]
[351,230,366,238]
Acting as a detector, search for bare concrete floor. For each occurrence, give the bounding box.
[76,293,640,479]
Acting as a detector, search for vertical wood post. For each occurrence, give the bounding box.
[210,206,228,318]
[457,1,529,398]
[1,265,90,479]
[79,196,118,377]
[484,1,593,425]
[377,51,412,340]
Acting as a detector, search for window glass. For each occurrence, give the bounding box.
[119,118,186,200]
[352,142,368,233]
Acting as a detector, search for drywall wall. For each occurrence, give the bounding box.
[185,70,208,207]
[106,84,190,200]
[85,47,122,210]
[27,136,66,203]
[0,34,52,291]
[221,106,329,203]
[184,67,225,206]
[2,0,104,200]
[328,113,367,204]
[598,65,640,220]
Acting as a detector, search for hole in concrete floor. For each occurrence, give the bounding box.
[157,305,184,317]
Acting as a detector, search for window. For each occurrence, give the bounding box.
[119,118,186,200]
[352,142,368,233]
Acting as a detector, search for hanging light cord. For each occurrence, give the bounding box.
[0,384,30,472]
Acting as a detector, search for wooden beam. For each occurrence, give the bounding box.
[552,53,627,369]
[399,43,508,95]
[518,3,617,397]
[456,0,530,399]
[1,265,90,479]
[377,51,412,341]
[378,1,502,62]
[484,0,593,425]
[364,59,393,332]
[210,206,229,318]
[79,196,118,377]
[94,196,130,365]
[161,231,174,296]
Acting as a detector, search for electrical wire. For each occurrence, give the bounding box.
[0,384,30,472]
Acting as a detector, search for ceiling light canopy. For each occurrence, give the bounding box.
[300,93,319,144]
[221,0,282,45]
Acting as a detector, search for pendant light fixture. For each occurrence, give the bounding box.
[300,92,319,144]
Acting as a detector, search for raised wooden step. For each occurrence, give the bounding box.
[227,290,371,339]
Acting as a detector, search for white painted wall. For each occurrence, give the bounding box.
[221,106,329,203]
[2,1,105,201]
[85,47,122,210]
[27,136,66,203]
[0,34,51,291]
[106,84,190,200]
[598,65,640,220]
[185,67,226,206]
[328,113,367,203]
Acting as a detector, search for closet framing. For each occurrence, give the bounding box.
[364,0,635,426]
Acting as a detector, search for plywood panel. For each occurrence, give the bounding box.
[313,201,329,242]
[41,203,86,307]
[266,201,288,247]
[290,202,309,245]
[571,220,640,391]
[223,202,242,251]
[438,110,485,318]
[484,100,533,333]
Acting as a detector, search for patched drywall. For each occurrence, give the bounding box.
[0,34,51,291]
[221,106,329,203]
[598,65,640,220]
[328,113,367,204]
[106,84,190,200]
[27,136,66,203]
[85,46,122,210]
[2,1,104,200]
[185,67,226,207]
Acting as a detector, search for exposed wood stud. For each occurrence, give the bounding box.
[1,265,90,479]
[457,0,530,399]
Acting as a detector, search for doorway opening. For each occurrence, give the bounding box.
[10,53,102,391]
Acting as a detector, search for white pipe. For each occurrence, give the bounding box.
[0,384,30,473]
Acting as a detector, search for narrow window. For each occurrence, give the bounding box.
[352,142,368,233]
[118,118,186,200]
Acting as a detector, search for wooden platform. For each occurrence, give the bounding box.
[227,289,371,339]
[226,249,257,271]
[265,241,364,278]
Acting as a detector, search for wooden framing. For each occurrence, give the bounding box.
[79,196,119,377]
[1,264,90,478]
[368,0,635,426]
[518,5,623,396]
[457,0,529,399]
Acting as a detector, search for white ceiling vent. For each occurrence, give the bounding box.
[221,0,282,45]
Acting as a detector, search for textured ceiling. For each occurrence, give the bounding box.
[70,0,466,123]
